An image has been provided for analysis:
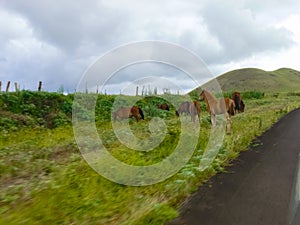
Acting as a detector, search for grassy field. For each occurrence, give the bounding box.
[1,90,300,224]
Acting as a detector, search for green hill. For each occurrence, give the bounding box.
[198,68,300,93]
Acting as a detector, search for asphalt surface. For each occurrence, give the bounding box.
[167,108,300,225]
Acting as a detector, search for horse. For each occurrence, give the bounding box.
[199,90,233,134]
[232,92,245,113]
[227,98,236,116]
[113,106,144,122]
[157,103,170,111]
[176,101,200,122]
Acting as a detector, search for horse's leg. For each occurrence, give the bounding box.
[211,114,216,127]
[231,101,235,116]
[225,112,231,134]
[131,113,139,122]
[197,107,200,120]
[190,103,195,122]
[134,115,139,122]
[194,102,200,121]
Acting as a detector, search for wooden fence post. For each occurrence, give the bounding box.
[6,81,10,93]
[141,86,145,96]
[85,82,88,94]
[14,82,19,92]
[38,81,42,92]
[0,81,2,92]
[136,86,139,96]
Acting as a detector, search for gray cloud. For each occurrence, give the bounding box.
[0,0,299,92]
[2,0,129,53]
[199,0,295,63]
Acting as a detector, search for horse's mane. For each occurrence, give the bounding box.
[202,90,218,103]
[138,107,144,120]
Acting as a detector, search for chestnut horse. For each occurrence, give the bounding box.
[113,106,144,122]
[157,103,170,111]
[176,101,200,122]
[232,92,245,113]
[199,90,234,134]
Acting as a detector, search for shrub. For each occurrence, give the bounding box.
[242,91,265,99]
[0,91,72,129]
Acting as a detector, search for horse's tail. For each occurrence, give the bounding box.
[193,101,201,118]
[234,94,240,112]
[240,100,245,112]
[138,107,144,120]
[227,100,235,116]
[230,101,236,116]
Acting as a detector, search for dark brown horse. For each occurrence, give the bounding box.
[176,101,200,122]
[157,103,170,111]
[232,92,245,113]
[113,106,144,122]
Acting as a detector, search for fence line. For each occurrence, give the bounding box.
[0,81,43,93]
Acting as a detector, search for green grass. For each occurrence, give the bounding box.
[1,92,300,225]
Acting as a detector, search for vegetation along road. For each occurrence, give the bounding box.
[168,107,300,225]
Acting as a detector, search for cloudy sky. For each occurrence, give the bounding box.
[0,0,300,94]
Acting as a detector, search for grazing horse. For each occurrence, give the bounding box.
[199,90,233,134]
[176,101,200,122]
[227,98,236,116]
[232,92,245,113]
[113,106,144,122]
[157,103,170,111]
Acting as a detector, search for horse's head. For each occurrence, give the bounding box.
[199,90,205,101]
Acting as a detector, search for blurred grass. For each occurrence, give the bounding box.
[1,92,300,224]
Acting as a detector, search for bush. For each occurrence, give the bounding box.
[242,91,265,99]
[287,92,300,97]
[0,91,72,129]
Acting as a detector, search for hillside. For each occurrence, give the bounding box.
[198,68,300,93]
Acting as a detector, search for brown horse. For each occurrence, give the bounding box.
[199,90,234,134]
[232,92,245,113]
[157,103,170,111]
[227,98,236,116]
[176,101,200,122]
[113,106,144,122]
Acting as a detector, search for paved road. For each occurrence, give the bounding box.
[168,108,300,225]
